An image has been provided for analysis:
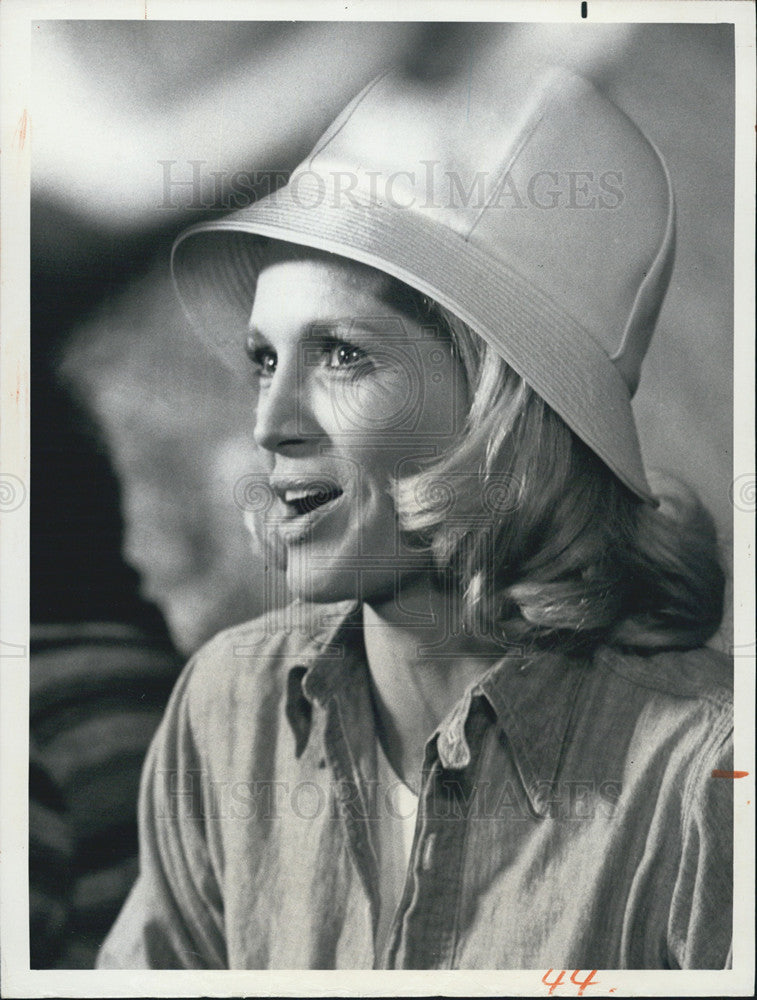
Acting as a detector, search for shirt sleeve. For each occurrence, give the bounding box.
[667,705,733,969]
[96,656,227,969]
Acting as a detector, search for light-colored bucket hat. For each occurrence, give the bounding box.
[172,63,675,504]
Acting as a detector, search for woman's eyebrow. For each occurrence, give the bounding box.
[246,320,345,341]
[302,319,374,342]
[247,316,409,345]
[308,316,415,339]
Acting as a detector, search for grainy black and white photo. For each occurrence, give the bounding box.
[5,4,753,993]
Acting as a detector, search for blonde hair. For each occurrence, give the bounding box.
[388,293,725,653]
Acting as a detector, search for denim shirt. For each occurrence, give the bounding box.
[97,600,733,970]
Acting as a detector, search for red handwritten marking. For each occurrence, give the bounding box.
[571,970,599,996]
[542,969,599,996]
[542,969,566,995]
[711,770,748,779]
[14,109,28,150]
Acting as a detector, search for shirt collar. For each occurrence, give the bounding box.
[285,601,590,816]
[297,599,365,702]
[283,600,363,759]
[474,649,590,814]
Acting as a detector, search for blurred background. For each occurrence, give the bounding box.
[29,20,734,967]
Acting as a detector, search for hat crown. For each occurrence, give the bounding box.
[293,65,675,396]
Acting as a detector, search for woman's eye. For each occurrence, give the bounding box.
[325,340,369,370]
[246,337,277,378]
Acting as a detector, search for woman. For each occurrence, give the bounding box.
[98,63,732,969]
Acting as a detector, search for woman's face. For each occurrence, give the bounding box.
[247,250,468,605]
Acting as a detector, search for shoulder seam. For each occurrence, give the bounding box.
[597,647,732,709]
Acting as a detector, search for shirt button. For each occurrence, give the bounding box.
[421,833,437,871]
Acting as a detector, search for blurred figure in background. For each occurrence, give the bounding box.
[30,262,274,967]
[29,625,180,967]
[58,263,272,656]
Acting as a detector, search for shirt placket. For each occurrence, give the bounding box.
[383,694,491,969]
[318,685,381,967]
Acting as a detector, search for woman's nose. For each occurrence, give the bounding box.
[253,360,321,455]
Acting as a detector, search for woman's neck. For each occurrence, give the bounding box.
[362,575,504,793]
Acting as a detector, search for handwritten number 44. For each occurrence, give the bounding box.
[542,969,600,996]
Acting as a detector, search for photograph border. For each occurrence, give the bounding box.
[1,1,754,996]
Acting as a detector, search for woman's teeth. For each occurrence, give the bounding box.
[284,486,343,515]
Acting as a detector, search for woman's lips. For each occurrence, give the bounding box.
[270,480,345,544]
[282,485,344,517]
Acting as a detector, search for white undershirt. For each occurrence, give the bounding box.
[374,738,419,959]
